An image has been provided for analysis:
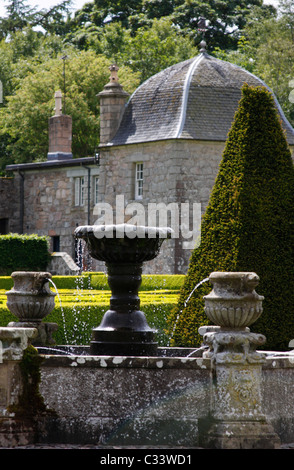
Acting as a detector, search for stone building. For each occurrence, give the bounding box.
[0,91,100,273]
[97,45,294,273]
[1,44,294,274]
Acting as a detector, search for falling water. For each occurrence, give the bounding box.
[183,277,210,308]
[169,277,210,345]
[48,278,69,345]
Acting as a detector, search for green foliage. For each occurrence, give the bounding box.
[0,281,179,346]
[0,0,73,38]
[168,84,294,351]
[0,233,50,275]
[69,0,269,50]
[0,276,13,290]
[12,345,48,417]
[139,274,184,291]
[0,51,139,165]
[45,300,176,346]
[50,272,184,291]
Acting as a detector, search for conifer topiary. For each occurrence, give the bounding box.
[168,84,294,351]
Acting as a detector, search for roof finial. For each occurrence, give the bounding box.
[197,17,207,53]
[200,40,207,53]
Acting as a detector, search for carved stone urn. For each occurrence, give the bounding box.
[74,224,173,356]
[6,272,57,346]
[203,271,264,329]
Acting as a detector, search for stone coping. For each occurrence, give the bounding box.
[38,346,294,370]
[263,351,294,369]
[38,346,211,370]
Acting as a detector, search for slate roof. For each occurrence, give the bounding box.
[109,52,294,146]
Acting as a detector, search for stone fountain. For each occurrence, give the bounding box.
[74,223,173,356]
[0,230,292,448]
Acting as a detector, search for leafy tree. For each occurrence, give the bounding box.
[0,0,73,38]
[212,1,294,126]
[68,0,273,50]
[91,18,197,82]
[0,51,140,166]
[168,84,294,351]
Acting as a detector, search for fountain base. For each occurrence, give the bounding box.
[90,329,158,356]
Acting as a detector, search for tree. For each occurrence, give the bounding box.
[68,0,273,50]
[0,51,140,166]
[212,1,294,126]
[168,84,294,351]
[92,18,197,82]
[0,0,73,38]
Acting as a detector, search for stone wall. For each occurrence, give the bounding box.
[19,164,99,263]
[36,351,294,447]
[98,141,294,275]
[0,176,21,233]
[98,139,225,274]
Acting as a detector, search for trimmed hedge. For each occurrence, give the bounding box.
[0,274,180,346]
[48,273,185,291]
[0,234,50,275]
[168,85,294,351]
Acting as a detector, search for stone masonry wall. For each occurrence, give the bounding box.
[98,139,226,274]
[0,175,21,233]
[20,164,99,264]
[98,141,294,275]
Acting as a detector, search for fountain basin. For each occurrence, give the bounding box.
[74,224,173,264]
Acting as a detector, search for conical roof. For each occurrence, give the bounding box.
[110,51,294,146]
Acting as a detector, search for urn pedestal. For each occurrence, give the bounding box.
[199,272,280,449]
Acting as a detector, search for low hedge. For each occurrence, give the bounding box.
[0,272,185,291]
[0,285,179,347]
[0,234,50,275]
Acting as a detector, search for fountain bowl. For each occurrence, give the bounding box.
[74,224,173,264]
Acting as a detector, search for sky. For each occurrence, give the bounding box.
[0,0,280,19]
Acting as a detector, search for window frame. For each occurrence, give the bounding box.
[135,162,143,200]
[74,176,85,206]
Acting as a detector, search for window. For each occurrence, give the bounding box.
[94,176,99,205]
[135,163,143,200]
[75,177,85,206]
[52,236,60,252]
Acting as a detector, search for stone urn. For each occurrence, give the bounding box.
[74,224,173,355]
[199,271,280,450]
[6,272,57,346]
[203,272,264,329]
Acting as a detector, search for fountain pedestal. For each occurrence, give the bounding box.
[75,224,172,356]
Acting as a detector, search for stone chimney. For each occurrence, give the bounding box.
[47,90,73,160]
[98,65,129,145]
